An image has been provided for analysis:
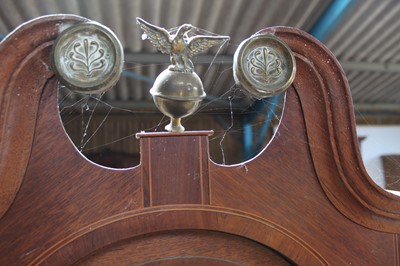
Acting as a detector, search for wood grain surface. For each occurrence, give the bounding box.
[0,16,399,265]
[138,131,212,206]
[77,230,292,265]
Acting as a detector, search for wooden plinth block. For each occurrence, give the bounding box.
[137,131,213,206]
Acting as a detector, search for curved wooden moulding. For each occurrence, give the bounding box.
[259,27,400,231]
[0,16,399,265]
[31,206,323,265]
[79,228,293,265]
[0,14,88,219]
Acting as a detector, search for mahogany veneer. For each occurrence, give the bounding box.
[1,15,400,265]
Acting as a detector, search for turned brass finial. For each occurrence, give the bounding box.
[137,17,230,132]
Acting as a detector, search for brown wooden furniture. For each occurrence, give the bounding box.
[1,15,400,265]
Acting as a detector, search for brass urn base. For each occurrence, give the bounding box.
[165,118,184,133]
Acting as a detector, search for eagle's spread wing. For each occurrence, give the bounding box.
[187,35,230,58]
[136,18,171,54]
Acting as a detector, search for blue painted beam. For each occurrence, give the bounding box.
[309,0,356,41]
[243,117,253,160]
[241,99,267,160]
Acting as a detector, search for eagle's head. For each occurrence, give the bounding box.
[177,24,193,35]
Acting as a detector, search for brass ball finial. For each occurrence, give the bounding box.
[137,17,229,132]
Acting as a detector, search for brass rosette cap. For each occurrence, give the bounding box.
[52,21,124,94]
[233,34,296,99]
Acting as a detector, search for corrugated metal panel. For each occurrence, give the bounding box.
[1,0,400,111]
[323,0,400,106]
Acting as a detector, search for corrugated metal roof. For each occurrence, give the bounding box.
[323,0,400,106]
[1,0,400,113]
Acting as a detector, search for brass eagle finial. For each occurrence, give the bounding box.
[136,17,230,73]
